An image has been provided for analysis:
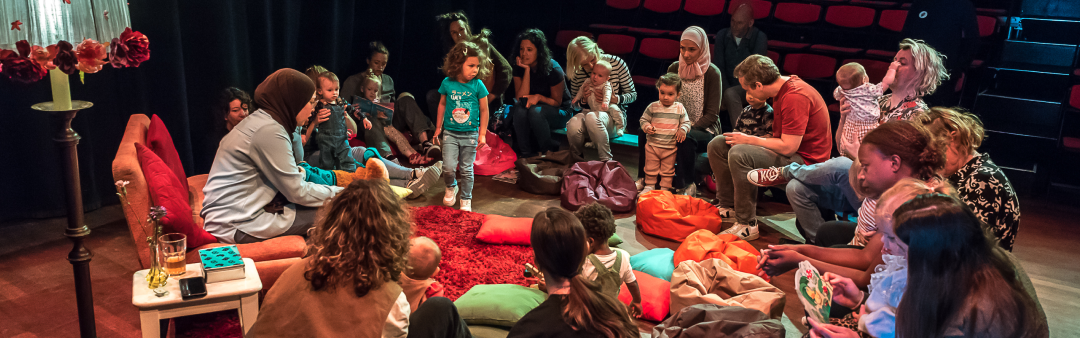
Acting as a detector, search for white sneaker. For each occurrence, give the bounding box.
[635,178,645,191]
[443,185,458,207]
[641,186,655,194]
[460,199,472,212]
[716,207,735,218]
[720,222,760,241]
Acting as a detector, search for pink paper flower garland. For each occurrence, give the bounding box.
[0,27,150,83]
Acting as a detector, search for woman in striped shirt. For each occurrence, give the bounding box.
[564,37,637,161]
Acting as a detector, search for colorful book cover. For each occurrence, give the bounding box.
[796,260,832,324]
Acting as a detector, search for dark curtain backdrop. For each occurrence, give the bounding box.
[0,0,594,223]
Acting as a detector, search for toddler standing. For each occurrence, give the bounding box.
[435,41,490,212]
[639,73,691,193]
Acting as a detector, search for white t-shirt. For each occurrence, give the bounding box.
[383,293,409,338]
[581,248,636,285]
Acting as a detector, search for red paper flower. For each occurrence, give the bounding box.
[75,39,108,73]
[30,45,57,70]
[10,20,22,31]
[110,27,150,68]
[1,41,47,83]
[53,41,78,75]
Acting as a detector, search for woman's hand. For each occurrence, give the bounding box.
[516,56,530,70]
[757,245,805,277]
[807,318,862,338]
[314,108,331,126]
[363,118,373,130]
[824,272,863,310]
[525,94,541,108]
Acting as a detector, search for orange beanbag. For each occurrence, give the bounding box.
[618,270,670,322]
[636,190,724,242]
[476,214,533,245]
[674,230,762,276]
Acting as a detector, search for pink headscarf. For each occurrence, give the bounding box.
[678,26,711,80]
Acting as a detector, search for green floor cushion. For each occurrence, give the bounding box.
[455,284,546,327]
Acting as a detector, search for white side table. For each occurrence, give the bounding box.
[132,258,262,338]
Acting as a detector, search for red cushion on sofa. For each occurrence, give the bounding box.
[147,115,189,193]
[619,270,671,322]
[476,214,533,245]
[135,143,218,250]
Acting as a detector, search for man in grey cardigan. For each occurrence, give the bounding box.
[714,4,768,130]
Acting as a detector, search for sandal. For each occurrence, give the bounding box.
[408,152,432,165]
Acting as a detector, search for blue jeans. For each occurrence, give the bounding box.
[442,130,479,200]
[511,101,571,157]
[783,157,861,243]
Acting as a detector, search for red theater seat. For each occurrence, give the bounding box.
[774,2,821,24]
[1069,85,1080,110]
[767,50,781,65]
[556,31,594,49]
[597,34,638,56]
[728,0,772,19]
[685,0,726,16]
[644,0,682,13]
[843,59,891,83]
[607,0,642,10]
[878,9,907,32]
[825,6,876,28]
[977,15,997,37]
[629,27,679,36]
[633,75,658,88]
[589,24,632,33]
[810,44,863,55]
[783,53,837,79]
[865,49,896,60]
[639,38,681,60]
[768,40,809,51]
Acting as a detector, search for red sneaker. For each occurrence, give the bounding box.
[746,167,789,187]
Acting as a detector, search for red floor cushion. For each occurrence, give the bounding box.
[476,214,532,245]
[474,131,517,176]
[619,270,671,322]
[135,143,218,249]
[146,115,189,192]
[637,190,724,242]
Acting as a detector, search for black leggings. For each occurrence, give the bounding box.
[407,297,472,338]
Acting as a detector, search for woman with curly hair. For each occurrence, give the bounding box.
[248,179,470,338]
[508,28,572,157]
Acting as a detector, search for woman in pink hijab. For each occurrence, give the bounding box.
[638,26,723,196]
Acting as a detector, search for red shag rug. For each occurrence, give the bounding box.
[177,205,532,337]
[411,205,534,300]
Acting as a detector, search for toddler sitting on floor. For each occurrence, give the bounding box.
[399,236,445,312]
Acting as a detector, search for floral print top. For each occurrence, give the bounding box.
[947,153,1021,251]
[877,94,929,123]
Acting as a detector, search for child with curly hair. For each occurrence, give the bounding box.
[575,202,642,318]
[434,41,491,212]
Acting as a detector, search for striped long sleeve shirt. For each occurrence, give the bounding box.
[640,102,691,149]
[568,54,637,108]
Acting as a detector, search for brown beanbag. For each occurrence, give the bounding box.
[669,258,786,320]
[653,304,784,338]
[561,160,637,212]
[515,150,583,195]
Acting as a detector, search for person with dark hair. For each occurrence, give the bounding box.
[508,207,639,338]
[509,28,572,157]
[247,180,472,338]
[341,41,439,161]
[202,69,342,244]
[807,193,1048,338]
[574,203,642,318]
[640,72,691,193]
[756,120,946,288]
[427,11,512,121]
[202,87,253,172]
[920,107,1020,251]
[707,55,832,241]
[716,3,769,129]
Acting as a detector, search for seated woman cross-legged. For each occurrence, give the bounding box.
[247,179,471,338]
[202,69,342,244]
[508,208,639,338]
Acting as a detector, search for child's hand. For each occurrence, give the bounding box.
[823,272,862,309]
[643,125,655,134]
[432,129,442,146]
[675,129,686,143]
[478,133,487,149]
[889,61,901,71]
[601,103,609,111]
[363,118,373,130]
[629,301,643,319]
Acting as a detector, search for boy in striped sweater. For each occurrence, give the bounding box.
[640,73,691,193]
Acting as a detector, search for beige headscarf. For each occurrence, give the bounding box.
[678,26,712,80]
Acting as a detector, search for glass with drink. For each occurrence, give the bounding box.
[159,233,187,276]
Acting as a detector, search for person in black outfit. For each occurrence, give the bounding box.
[508,208,639,338]
[902,0,979,106]
[714,3,768,129]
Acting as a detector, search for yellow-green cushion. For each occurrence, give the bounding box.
[455,284,545,327]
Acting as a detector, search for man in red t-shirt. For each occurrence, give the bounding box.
[707,55,831,240]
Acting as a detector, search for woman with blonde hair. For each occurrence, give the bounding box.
[248,179,471,338]
[564,36,636,162]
